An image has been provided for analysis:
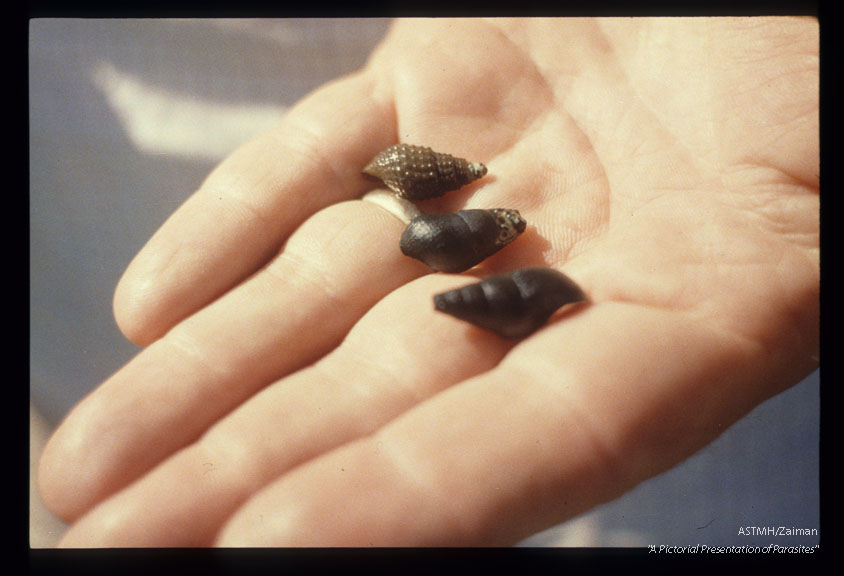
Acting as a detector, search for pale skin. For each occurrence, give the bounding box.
[38,17,819,546]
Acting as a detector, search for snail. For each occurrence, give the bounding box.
[400,209,527,273]
[363,144,488,200]
[433,267,587,339]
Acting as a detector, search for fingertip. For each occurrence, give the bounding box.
[37,421,86,523]
[113,266,164,347]
[36,390,130,523]
[113,240,193,346]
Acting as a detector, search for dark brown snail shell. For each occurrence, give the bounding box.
[400,209,527,273]
[433,267,587,339]
[363,144,488,200]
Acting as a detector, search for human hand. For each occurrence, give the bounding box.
[39,17,818,546]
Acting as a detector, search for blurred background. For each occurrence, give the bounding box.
[29,18,819,548]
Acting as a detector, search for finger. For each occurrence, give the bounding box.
[215,302,786,546]
[56,273,514,547]
[113,70,396,346]
[39,197,420,523]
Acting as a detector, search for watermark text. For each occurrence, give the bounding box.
[648,544,819,554]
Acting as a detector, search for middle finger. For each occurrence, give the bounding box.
[39,196,425,522]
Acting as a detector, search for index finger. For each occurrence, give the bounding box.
[113,70,396,345]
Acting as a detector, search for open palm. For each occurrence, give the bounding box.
[40,17,818,546]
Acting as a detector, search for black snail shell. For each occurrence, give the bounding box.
[400,209,527,273]
[363,144,488,200]
[433,267,587,339]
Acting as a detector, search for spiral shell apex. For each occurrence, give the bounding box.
[433,267,587,339]
[363,144,488,200]
[400,209,527,273]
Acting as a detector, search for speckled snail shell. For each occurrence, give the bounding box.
[363,144,488,200]
[433,267,587,339]
[400,209,527,273]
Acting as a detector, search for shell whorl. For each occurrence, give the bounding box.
[399,209,526,273]
[363,144,488,200]
[433,267,587,338]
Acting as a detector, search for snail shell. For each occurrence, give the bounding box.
[400,209,527,273]
[363,144,488,200]
[433,267,587,339]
